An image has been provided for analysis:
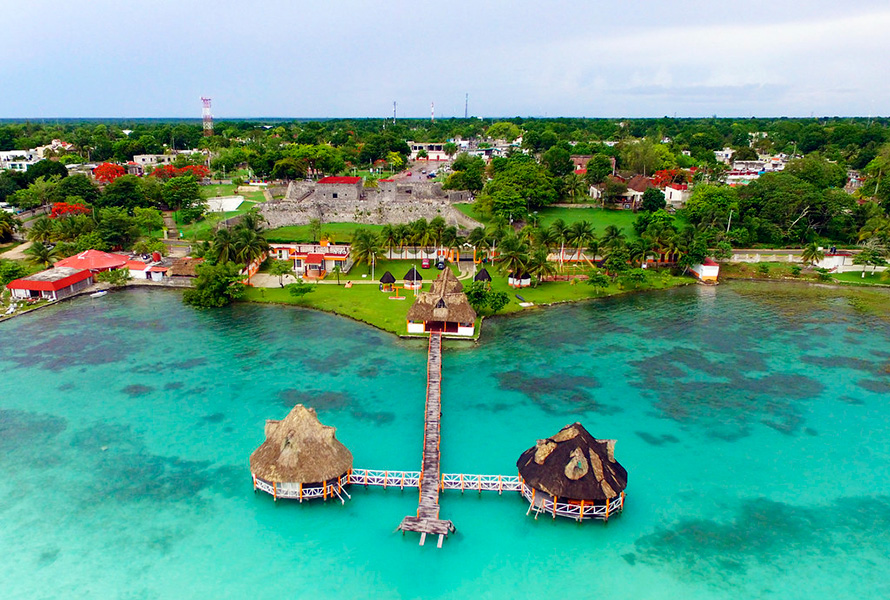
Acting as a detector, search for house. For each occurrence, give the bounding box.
[169,257,203,280]
[316,176,363,202]
[690,258,720,283]
[406,269,476,336]
[408,142,450,161]
[55,249,129,273]
[269,242,351,279]
[0,150,39,172]
[664,184,691,209]
[7,267,94,301]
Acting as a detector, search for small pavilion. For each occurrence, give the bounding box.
[507,272,531,288]
[406,269,476,337]
[516,422,627,521]
[379,270,396,292]
[404,266,423,291]
[250,404,353,503]
[473,267,492,288]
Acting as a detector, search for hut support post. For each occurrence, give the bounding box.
[552,496,557,519]
[273,481,277,501]
[605,498,611,521]
[299,483,303,502]
[579,500,584,522]
[252,474,257,493]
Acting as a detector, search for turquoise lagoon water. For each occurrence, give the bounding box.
[1,285,889,600]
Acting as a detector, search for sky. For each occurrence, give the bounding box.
[3,0,890,119]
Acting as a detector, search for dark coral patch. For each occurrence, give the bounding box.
[201,413,226,424]
[494,370,619,415]
[122,384,154,397]
[635,432,680,446]
[278,388,353,410]
[0,409,67,454]
[164,382,184,390]
[857,379,890,394]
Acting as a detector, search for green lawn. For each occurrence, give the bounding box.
[177,200,258,240]
[242,265,691,334]
[332,257,457,282]
[266,223,386,244]
[454,203,675,238]
[831,270,890,285]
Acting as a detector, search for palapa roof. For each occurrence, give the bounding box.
[169,257,203,277]
[404,266,422,282]
[474,267,492,282]
[517,423,627,501]
[406,269,476,324]
[379,270,396,284]
[249,404,353,484]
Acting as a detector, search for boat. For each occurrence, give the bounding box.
[90,291,108,298]
[515,294,525,301]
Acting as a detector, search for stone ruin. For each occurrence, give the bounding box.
[259,179,482,230]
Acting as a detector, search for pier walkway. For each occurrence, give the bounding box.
[397,333,455,547]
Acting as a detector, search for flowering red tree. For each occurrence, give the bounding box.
[94,163,126,183]
[150,164,209,180]
[50,202,91,218]
[652,169,692,188]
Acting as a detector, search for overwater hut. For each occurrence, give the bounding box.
[473,267,492,288]
[379,270,396,292]
[406,269,476,336]
[507,272,531,288]
[404,266,422,290]
[517,423,627,521]
[249,404,353,503]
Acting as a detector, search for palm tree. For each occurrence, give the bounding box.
[548,218,569,270]
[429,216,446,256]
[233,227,270,282]
[467,227,487,263]
[0,213,20,243]
[601,225,626,250]
[563,172,588,203]
[410,218,429,258]
[496,235,530,280]
[441,226,460,262]
[25,241,57,268]
[629,238,654,267]
[27,217,55,244]
[567,220,596,264]
[212,228,237,264]
[351,228,382,269]
[800,242,825,267]
[238,211,266,234]
[393,223,411,259]
[526,246,557,286]
[379,224,397,259]
[308,218,323,242]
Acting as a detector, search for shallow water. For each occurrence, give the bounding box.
[1,284,889,600]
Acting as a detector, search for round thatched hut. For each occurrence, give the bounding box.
[379,270,396,291]
[404,266,422,290]
[516,423,627,521]
[250,404,353,503]
[473,267,492,284]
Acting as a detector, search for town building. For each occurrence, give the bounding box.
[269,242,351,279]
[315,176,363,202]
[690,258,720,283]
[6,267,94,301]
[664,183,691,209]
[407,142,450,161]
[55,249,130,273]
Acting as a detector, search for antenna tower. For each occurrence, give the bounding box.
[393,101,397,124]
[464,93,468,118]
[201,97,213,137]
[431,102,435,123]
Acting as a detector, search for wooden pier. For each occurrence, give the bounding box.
[397,333,455,547]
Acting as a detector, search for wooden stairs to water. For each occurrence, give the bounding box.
[397,333,455,547]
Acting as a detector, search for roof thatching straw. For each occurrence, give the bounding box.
[249,404,353,484]
[474,267,492,282]
[406,269,476,324]
[516,423,627,501]
[404,266,422,281]
[380,271,396,284]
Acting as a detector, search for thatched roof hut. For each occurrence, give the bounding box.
[169,257,203,278]
[250,404,353,486]
[404,266,422,282]
[406,269,476,335]
[517,423,627,502]
[474,267,492,282]
[380,271,396,284]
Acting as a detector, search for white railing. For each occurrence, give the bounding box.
[520,483,624,521]
[253,476,347,503]
[440,473,522,493]
[347,469,421,489]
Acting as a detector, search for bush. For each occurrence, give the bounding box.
[790,264,802,277]
[95,268,131,286]
[757,263,770,276]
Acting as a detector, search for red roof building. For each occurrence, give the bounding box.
[317,176,362,185]
[7,267,94,301]
[55,249,129,273]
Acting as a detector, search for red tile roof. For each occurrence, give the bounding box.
[126,260,148,270]
[305,253,324,264]
[55,249,128,272]
[317,176,361,184]
[7,268,93,292]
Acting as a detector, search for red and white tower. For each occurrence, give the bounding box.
[201,97,213,137]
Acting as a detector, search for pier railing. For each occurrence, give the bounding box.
[520,483,625,521]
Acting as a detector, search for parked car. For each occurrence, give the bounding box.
[421,258,430,268]
[436,261,445,270]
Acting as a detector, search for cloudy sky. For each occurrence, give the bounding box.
[3,0,889,118]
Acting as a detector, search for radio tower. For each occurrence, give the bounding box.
[393,100,397,124]
[464,93,468,118]
[431,102,435,123]
[201,97,213,137]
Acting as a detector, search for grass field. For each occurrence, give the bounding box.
[831,270,890,285]
[243,263,691,334]
[454,203,669,237]
[266,223,386,244]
